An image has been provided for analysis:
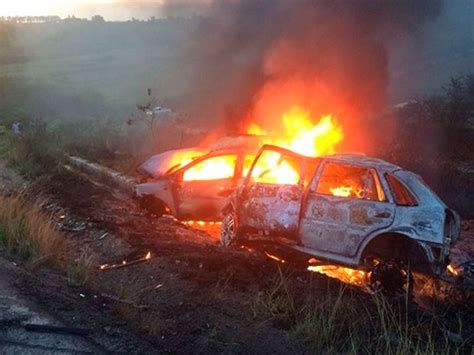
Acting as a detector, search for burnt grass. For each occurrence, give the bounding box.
[11,169,474,353]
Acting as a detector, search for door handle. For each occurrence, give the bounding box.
[375,212,391,218]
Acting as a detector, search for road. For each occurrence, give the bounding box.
[0,256,105,354]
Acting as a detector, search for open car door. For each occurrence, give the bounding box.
[239,146,311,238]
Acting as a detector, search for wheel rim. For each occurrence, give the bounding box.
[220,213,237,247]
[370,260,411,296]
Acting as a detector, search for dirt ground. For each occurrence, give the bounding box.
[1,161,474,353]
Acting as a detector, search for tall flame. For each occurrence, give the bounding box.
[245,106,344,185]
[248,106,344,157]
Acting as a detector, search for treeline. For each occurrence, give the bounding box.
[1,16,62,24]
[0,15,201,24]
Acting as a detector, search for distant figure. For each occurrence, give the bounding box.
[0,123,6,135]
[11,121,22,136]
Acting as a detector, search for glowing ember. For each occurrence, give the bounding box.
[447,264,459,276]
[184,221,222,238]
[308,264,369,287]
[99,251,153,271]
[265,251,286,263]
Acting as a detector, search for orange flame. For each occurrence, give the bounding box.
[245,106,344,185]
[248,106,343,157]
[168,106,344,185]
[447,264,459,277]
[308,264,369,287]
[265,251,286,263]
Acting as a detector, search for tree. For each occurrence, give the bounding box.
[91,15,105,23]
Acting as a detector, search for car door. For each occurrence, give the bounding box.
[300,161,395,257]
[239,147,307,238]
[175,153,239,220]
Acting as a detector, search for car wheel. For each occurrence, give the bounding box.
[140,195,165,217]
[369,259,413,296]
[220,211,241,247]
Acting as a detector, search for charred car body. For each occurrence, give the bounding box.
[221,145,461,291]
[134,136,261,220]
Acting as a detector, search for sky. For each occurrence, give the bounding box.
[0,0,168,20]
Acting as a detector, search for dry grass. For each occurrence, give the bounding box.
[0,193,66,266]
[67,252,96,287]
[253,266,465,354]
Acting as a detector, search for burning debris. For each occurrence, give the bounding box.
[100,251,152,271]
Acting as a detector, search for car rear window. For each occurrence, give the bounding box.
[385,174,418,206]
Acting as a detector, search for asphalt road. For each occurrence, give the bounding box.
[0,257,105,354]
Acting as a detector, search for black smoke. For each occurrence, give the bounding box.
[173,0,445,148]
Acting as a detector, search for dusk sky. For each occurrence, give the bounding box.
[0,1,203,20]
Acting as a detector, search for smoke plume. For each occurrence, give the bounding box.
[175,0,444,149]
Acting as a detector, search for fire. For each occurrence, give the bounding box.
[245,106,344,185]
[184,221,222,238]
[183,155,236,181]
[447,264,459,277]
[176,106,344,184]
[330,186,353,197]
[308,263,369,287]
[265,251,286,263]
[329,186,365,198]
[248,106,343,157]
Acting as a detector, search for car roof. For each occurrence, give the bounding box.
[325,154,402,173]
[258,145,401,173]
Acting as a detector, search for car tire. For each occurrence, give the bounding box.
[140,195,165,217]
[369,259,413,297]
[220,211,241,247]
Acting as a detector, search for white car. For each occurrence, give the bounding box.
[220,145,461,293]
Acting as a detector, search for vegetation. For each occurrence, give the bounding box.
[382,75,474,217]
[253,267,468,353]
[0,194,66,266]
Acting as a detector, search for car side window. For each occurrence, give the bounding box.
[315,162,385,201]
[182,155,237,181]
[385,174,418,206]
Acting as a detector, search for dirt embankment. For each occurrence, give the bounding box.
[1,159,474,353]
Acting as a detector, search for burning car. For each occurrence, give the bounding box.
[134,136,261,220]
[220,145,461,292]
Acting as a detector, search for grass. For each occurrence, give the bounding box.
[0,193,66,266]
[252,266,467,354]
[67,252,95,287]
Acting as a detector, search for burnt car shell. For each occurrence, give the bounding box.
[135,148,254,221]
[223,145,461,277]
